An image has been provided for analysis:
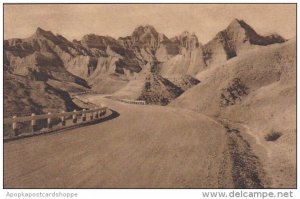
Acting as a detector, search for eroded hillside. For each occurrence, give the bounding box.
[170,38,296,188]
[3,19,289,112]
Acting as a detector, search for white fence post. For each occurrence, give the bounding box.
[90,108,94,120]
[47,112,52,129]
[5,105,109,138]
[61,110,66,126]
[12,115,17,136]
[82,109,86,122]
[97,108,101,117]
[95,107,99,119]
[73,109,77,124]
[31,113,36,132]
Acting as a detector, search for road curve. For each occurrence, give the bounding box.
[4,95,229,188]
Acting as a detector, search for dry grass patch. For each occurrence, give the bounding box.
[264,131,282,141]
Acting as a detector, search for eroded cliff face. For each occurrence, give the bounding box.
[159,31,206,76]
[4,19,287,108]
[160,19,286,77]
[118,25,174,64]
[79,33,143,77]
[203,19,286,66]
[4,28,89,86]
[171,38,296,188]
[4,19,286,89]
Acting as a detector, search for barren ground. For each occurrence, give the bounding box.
[4,95,269,188]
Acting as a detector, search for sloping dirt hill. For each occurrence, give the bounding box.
[4,73,83,136]
[170,39,296,188]
[109,63,200,105]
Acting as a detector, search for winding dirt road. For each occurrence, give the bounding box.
[4,95,266,188]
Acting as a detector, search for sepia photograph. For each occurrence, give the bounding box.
[2,2,297,191]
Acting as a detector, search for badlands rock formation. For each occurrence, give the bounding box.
[203,19,286,66]
[171,38,296,188]
[4,19,287,112]
[3,18,295,188]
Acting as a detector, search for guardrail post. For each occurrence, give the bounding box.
[97,109,100,118]
[47,112,52,129]
[61,110,66,126]
[12,115,18,136]
[73,109,77,124]
[95,107,99,119]
[90,109,94,120]
[31,113,36,132]
[82,109,86,122]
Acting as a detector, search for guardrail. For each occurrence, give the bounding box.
[119,99,146,105]
[105,96,146,105]
[4,107,107,137]
[70,91,96,98]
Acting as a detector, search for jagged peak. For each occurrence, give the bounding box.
[228,18,242,26]
[34,27,55,37]
[134,24,157,31]
[35,27,46,33]
[132,24,159,37]
[179,31,198,39]
[81,33,100,40]
[226,18,248,33]
[226,19,264,36]
[226,19,286,43]
[180,31,193,36]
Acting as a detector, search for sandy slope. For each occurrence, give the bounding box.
[108,63,199,105]
[111,66,149,99]
[171,39,296,188]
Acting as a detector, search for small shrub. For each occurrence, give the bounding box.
[160,98,169,106]
[264,131,282,141]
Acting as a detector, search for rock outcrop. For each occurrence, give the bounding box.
[203,19,286,66]
[4,19,286,87]
[159,31,206,76]
[171,38,296,188]
[4,19,288,110]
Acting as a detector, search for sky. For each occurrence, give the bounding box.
[4,4,296,44]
